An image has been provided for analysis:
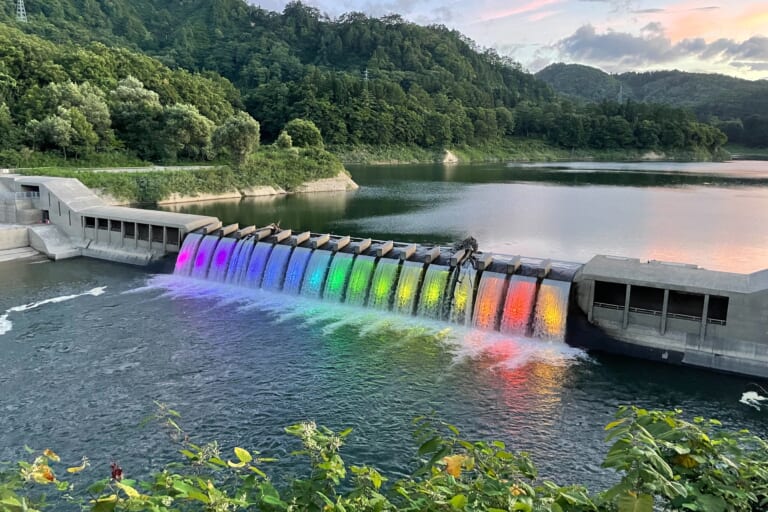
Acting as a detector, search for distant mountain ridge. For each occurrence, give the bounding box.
[536,63,768,147]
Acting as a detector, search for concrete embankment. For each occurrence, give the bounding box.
[0,224,41,262]
[94,171,359,206]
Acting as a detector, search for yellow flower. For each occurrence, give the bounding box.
[442,455,466,478]
[43,449,60,462]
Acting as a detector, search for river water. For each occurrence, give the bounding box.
[1,161,767,496]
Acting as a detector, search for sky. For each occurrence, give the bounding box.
[250,0,768,79]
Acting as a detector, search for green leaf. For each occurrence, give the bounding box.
[339,427,353,437]
[234,447,252,463]
[449,494,467,509]
[605,418,627,430]
[418,436,442,455]
[617,493,653,512]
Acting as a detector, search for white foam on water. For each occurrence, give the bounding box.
[0,286,107,336]
[140,274,588,372]
[740,391,767,411]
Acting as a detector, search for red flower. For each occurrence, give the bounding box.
[110,462,123,481]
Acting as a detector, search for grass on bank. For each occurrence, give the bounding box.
[333,138,730,165]
[12,147,345,204]
[725,144,768,160]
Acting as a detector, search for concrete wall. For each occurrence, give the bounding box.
[0,226,29,250]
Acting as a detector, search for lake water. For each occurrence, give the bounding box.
[1,161,767,498]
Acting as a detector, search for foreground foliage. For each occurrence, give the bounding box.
[1,406,766,512]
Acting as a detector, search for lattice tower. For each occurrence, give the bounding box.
[16,0,28,22]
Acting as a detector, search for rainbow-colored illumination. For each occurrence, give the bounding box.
[323,253,353,302]
[173,237,571,342]
[346,256,375,306]
[191,236,221,279]
[417,266,449,318]
[283,247,313,294]
[532,280,570,341]
[174,233,203,275]
[301,250,333,298]
[208,238,237,282]
[393,261,424,315]
[243,243,273,288]
[472,272,507,330]
[450,268,476,324]
[369,260,400,310]
[500,276,537,335]
[262,245,293,291]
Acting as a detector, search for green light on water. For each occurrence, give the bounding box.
[325,257,352,298]
[422,272,447,307]
[348,260,374,295]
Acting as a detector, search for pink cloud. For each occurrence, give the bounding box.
[478,0,562,23]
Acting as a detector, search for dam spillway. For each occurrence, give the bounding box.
[174,231,575,341]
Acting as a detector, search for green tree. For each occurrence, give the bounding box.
[109,76,164,159]
[162,103,215,162]
[212,111,261,166]
[276,130,293,149]
[284,118,324,148]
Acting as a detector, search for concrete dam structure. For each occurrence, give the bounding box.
[2,173,766,379]
[174,226,768,379]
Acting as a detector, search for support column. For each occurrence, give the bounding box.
[587,281,595,322]
[120,221,125,247]
[163,227,167,253]
[134,222,138,249]
[660,289,669,334]
[95,218,99,243]
[107,219,112,245]
[149,225,153,252]
[622,284,632,329]
[700,294,710,341]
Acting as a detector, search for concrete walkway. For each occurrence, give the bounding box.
[0,247,41,263]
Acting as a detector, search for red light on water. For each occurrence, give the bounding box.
[500,279,536,334]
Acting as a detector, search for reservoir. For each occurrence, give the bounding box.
[1,160,767,493]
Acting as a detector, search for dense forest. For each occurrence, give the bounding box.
[0,0,729,164]
[537,63,768,148]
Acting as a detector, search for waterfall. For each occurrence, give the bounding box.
[190,235,221,279]
[173,235,572,342]
[175,233,203,276]
[262,244,294,291]
[532,280,571,341]
[393,261,424,315]
[225,239,255,285]
[283,247,313,294]
[472,272,507,330]
[323,253,354,302]
[208,238,238,282]
[368,259,400,310]
[450,267,477,325]
[301,250,333,298]
[500,276,538,336]
[417,265,450,319]
[345,255,376,306]
[243,243,274,288]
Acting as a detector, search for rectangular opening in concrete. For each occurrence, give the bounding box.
[97,218,108,230]
[629,285,664,315]
[110,220,121,232]
[84,217,95,229]
[21,185,39,194]
[668,290,704,320]
[151,226,164,243]
[167,227,180,246]
[594,281,626,309]
[137,223,149,241]
[707,295,729,325]
[124,223,135,239]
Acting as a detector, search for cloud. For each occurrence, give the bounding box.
[554,24,768,73]
[632,8,665,13]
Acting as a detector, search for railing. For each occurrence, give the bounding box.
[1,191,40,199]
[707,318,726,326]
[594,301,623,310]
[667,312,702,322]
[628,306,662,316]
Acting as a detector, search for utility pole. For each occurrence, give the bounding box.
[16,0,28,22]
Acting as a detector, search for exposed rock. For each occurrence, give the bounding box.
[156,191,242,205]
[240,185,287,197]
[291,172,359,194]
[442,149,460,164]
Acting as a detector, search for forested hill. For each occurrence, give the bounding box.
[1,0,727,158]
[1,0,552,145]
[537,63,768,147]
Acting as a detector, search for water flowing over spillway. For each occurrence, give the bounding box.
[174,233,571,341]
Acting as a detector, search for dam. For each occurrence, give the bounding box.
[174,225,768,379]
[2,172,767,379]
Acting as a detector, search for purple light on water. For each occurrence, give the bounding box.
[175,250,190,269]
[214,248,229,267]
[195,249,209,268]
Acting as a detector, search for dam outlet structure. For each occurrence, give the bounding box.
[174,228,578,343]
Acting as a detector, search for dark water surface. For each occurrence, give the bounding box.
[2,161,767,498]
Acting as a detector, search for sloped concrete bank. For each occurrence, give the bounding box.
[94,172,359,206]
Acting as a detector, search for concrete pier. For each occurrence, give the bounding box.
[0,175,221,265]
